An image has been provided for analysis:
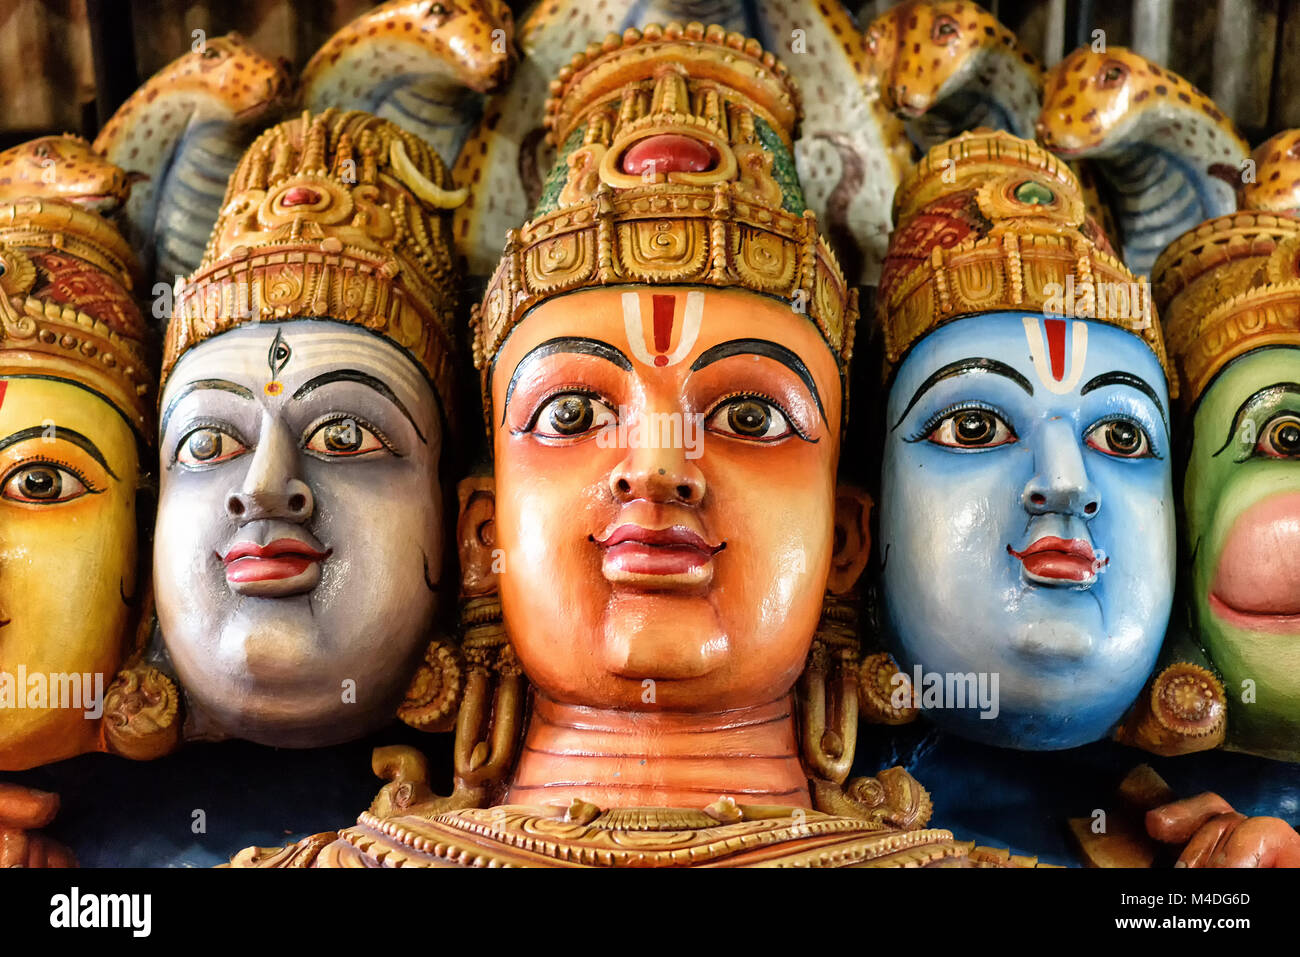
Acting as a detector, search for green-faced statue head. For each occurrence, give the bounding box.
[1153,211,1300,761]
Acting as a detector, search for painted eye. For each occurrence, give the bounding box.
[706,396,793,441]
[427,1,449,16]
[1085,418,1152,458]
[0,463,90,504]
[932,16,959,42]
[1099,62,1127,88]
[532,393,616,438]
[1256,413,1300,458]
[201,46,222,59]
[304,417,388,457]
[926,408,1016,448]
[176,427,248,467]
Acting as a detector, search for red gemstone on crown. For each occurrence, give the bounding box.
[621,134,716,175]
[281,186,321,207]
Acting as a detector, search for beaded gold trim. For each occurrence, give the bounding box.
[1152,210,1300,405]
[470,180,856,412]
[0,200,150,433]
[879,130,1173,391]
[163,110,461,416]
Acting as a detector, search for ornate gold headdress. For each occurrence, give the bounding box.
[0,198,152,434]
[878,129,1174,393]
[470,22,857,413]
[1151,210,1300,407]
[165,109,463,416]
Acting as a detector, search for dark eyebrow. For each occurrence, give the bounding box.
[1080,370,1169,433]
[0,425,118,480]
[292,369,426,445]
[890,357,1033,431]
[160,378,255,437]
[502,337,633,424]
[1212,382,1300,457]
[689,338,828,426]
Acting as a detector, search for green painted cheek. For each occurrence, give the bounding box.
[1184,349,1300,758]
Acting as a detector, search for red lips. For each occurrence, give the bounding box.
[221,538,331,583]
[1008,536,1105,583]
[595,524,722,577]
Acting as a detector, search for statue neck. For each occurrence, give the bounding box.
[506,693,811,810]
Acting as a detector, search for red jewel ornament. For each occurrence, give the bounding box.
[621,134,716,175]
[281,186,321,207]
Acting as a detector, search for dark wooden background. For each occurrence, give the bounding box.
[1,1,1295,148]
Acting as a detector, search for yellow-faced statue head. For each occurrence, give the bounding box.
[0,199,152,770]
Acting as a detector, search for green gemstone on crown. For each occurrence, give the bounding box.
[1014,180,1055,206]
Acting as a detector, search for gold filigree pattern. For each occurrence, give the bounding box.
[616,218,709,279]
[101,666,181,762]
[879,130,1173,391]
[229,795,1051,868]
[472,21,856,431]
[473,182,855,396]
[1152,210,1300,406]
[544,22,800,162]
[1115,663,1227,757]
[858,651,919,725]
[327,805,973,868]
[166,110,461,420]
[0,200,151,434]
[397,638,463,732]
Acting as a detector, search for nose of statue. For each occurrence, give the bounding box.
[1021,420,1101,519]
[225,483,314,524]
[226,416,315,524]
[608,439,705,505]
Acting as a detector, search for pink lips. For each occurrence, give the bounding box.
[1209,492,1300,632]
[594,524,723,578]
[221,538,331,584]
[1008,536,1105,583]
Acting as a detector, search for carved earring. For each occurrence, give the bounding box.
[798,591,861,788]
[802,591,934,830]
[855,581,919,726]
[396,629,463,733]
[379,591,525,818]
[101,584,182,761]
[397,590,518,733]
[452,592,525,794]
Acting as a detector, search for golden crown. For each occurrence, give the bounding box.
[0,198,152,435]
[166,109,463,416]
[1152,210,1300,406]
[878,130,1174,393]
[470,22,856,412]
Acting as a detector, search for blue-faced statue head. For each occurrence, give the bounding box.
[875,130,1178,749]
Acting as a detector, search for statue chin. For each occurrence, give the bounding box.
[160,590,433,748]
[601,592,729,683]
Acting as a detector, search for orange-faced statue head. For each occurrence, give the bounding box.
[463,23,868,809]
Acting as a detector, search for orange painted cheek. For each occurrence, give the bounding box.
[698,434,835,496]
[494,439,614,578]
[494,489,611,700]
